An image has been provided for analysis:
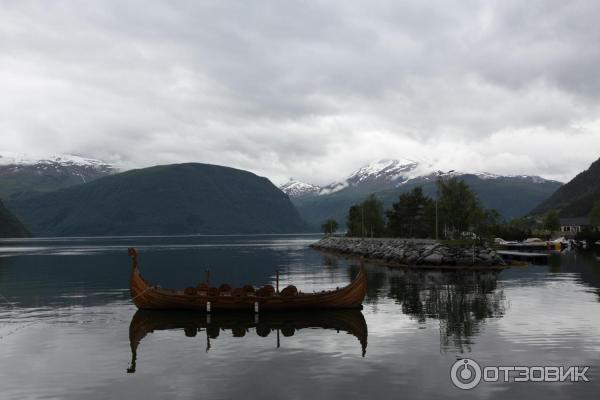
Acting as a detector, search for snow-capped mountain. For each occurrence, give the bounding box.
[288,159,563,228]
[346,159,420,184]
[399,169,560,187]
[0,152,115,200]
[279,179,321,197]
[283,159,560,198]
[0,152,112,169]
[321,159,427,194]
[281,159,430,197]
[468,172,556,184]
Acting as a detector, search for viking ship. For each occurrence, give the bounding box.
[127,308,368,372]
[128,248,367,311]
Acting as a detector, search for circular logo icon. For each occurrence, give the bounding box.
[451,358,482,390]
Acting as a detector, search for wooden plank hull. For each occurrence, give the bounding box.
[128,248,367,311]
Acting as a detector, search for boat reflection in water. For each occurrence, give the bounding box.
[127,309,368,373]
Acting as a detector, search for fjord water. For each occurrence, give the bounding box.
[1,235,599,399]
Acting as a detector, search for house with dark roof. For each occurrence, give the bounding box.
[559,217,597,234]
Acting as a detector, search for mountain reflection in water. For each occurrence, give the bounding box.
[127,309,368,373]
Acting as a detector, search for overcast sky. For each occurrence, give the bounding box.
[1,0,599,184]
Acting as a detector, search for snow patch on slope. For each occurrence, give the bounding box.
[279,179,321,197]
[0,152,111,168]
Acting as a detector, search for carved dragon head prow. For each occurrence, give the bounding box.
[128,247,138,270]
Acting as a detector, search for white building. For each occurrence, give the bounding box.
[559,217,592,233]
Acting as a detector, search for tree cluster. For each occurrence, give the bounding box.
[342,177,504,241]
[386,187,434,238]
[325,176,576,242]
[542,209,560,233]
[346,194,386,237]
[321,218,339,235]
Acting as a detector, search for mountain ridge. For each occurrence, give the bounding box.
[0,152,115,200]
[8,163,307,236]
[281,159,562,227]
[280,159,560,198]
[0,199,30,238]
[530,156,600,217]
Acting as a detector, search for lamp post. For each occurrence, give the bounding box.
[435,199,438,241]
[435,170,454,241]
[361,205,365,238]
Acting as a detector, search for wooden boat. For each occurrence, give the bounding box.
[127,308,368,372]
[128,248,367,311]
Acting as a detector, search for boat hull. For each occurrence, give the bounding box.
[128,248,367,311]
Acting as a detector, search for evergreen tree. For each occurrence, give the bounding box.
[346,205,362,237]
[436,177,482,238]
[492,217,532,241]
[472,208,501,242]
[345,194,385,237]
[321,218,339,235]
[386,187,435,238]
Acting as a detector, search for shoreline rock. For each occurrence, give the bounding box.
[310,236,506,268]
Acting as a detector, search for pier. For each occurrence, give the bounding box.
[497,250,551,263]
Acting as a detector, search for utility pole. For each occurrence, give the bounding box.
[361,205,365,238]
[434,169,454,241]
[435,172,440,241]
[435,200,439,241]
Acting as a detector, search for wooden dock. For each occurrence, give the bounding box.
[497,250,550,263]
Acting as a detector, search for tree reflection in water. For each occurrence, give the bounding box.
[332,260,506,353]
[389,269,506,352]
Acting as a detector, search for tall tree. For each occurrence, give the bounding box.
[492,217,532,241]
[472,208,501,242]
[346,205,362,237]
[386,186,435,238]
[543,209,560,234]
[509,217,530,231]
[436,177,482,238]
[361,194,386,237]
[321,218,339,235]
[346,194,385,237]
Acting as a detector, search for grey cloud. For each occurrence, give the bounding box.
[1,0,599,185]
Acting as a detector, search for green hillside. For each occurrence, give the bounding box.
[8,163,307,236]
[531,157,600,217]
[0,199,30,238]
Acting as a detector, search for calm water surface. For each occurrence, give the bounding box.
[1,235,599,399]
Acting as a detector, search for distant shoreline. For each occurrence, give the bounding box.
[0,232,322,240]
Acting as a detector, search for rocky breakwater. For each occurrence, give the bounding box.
[311,237,506,268]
